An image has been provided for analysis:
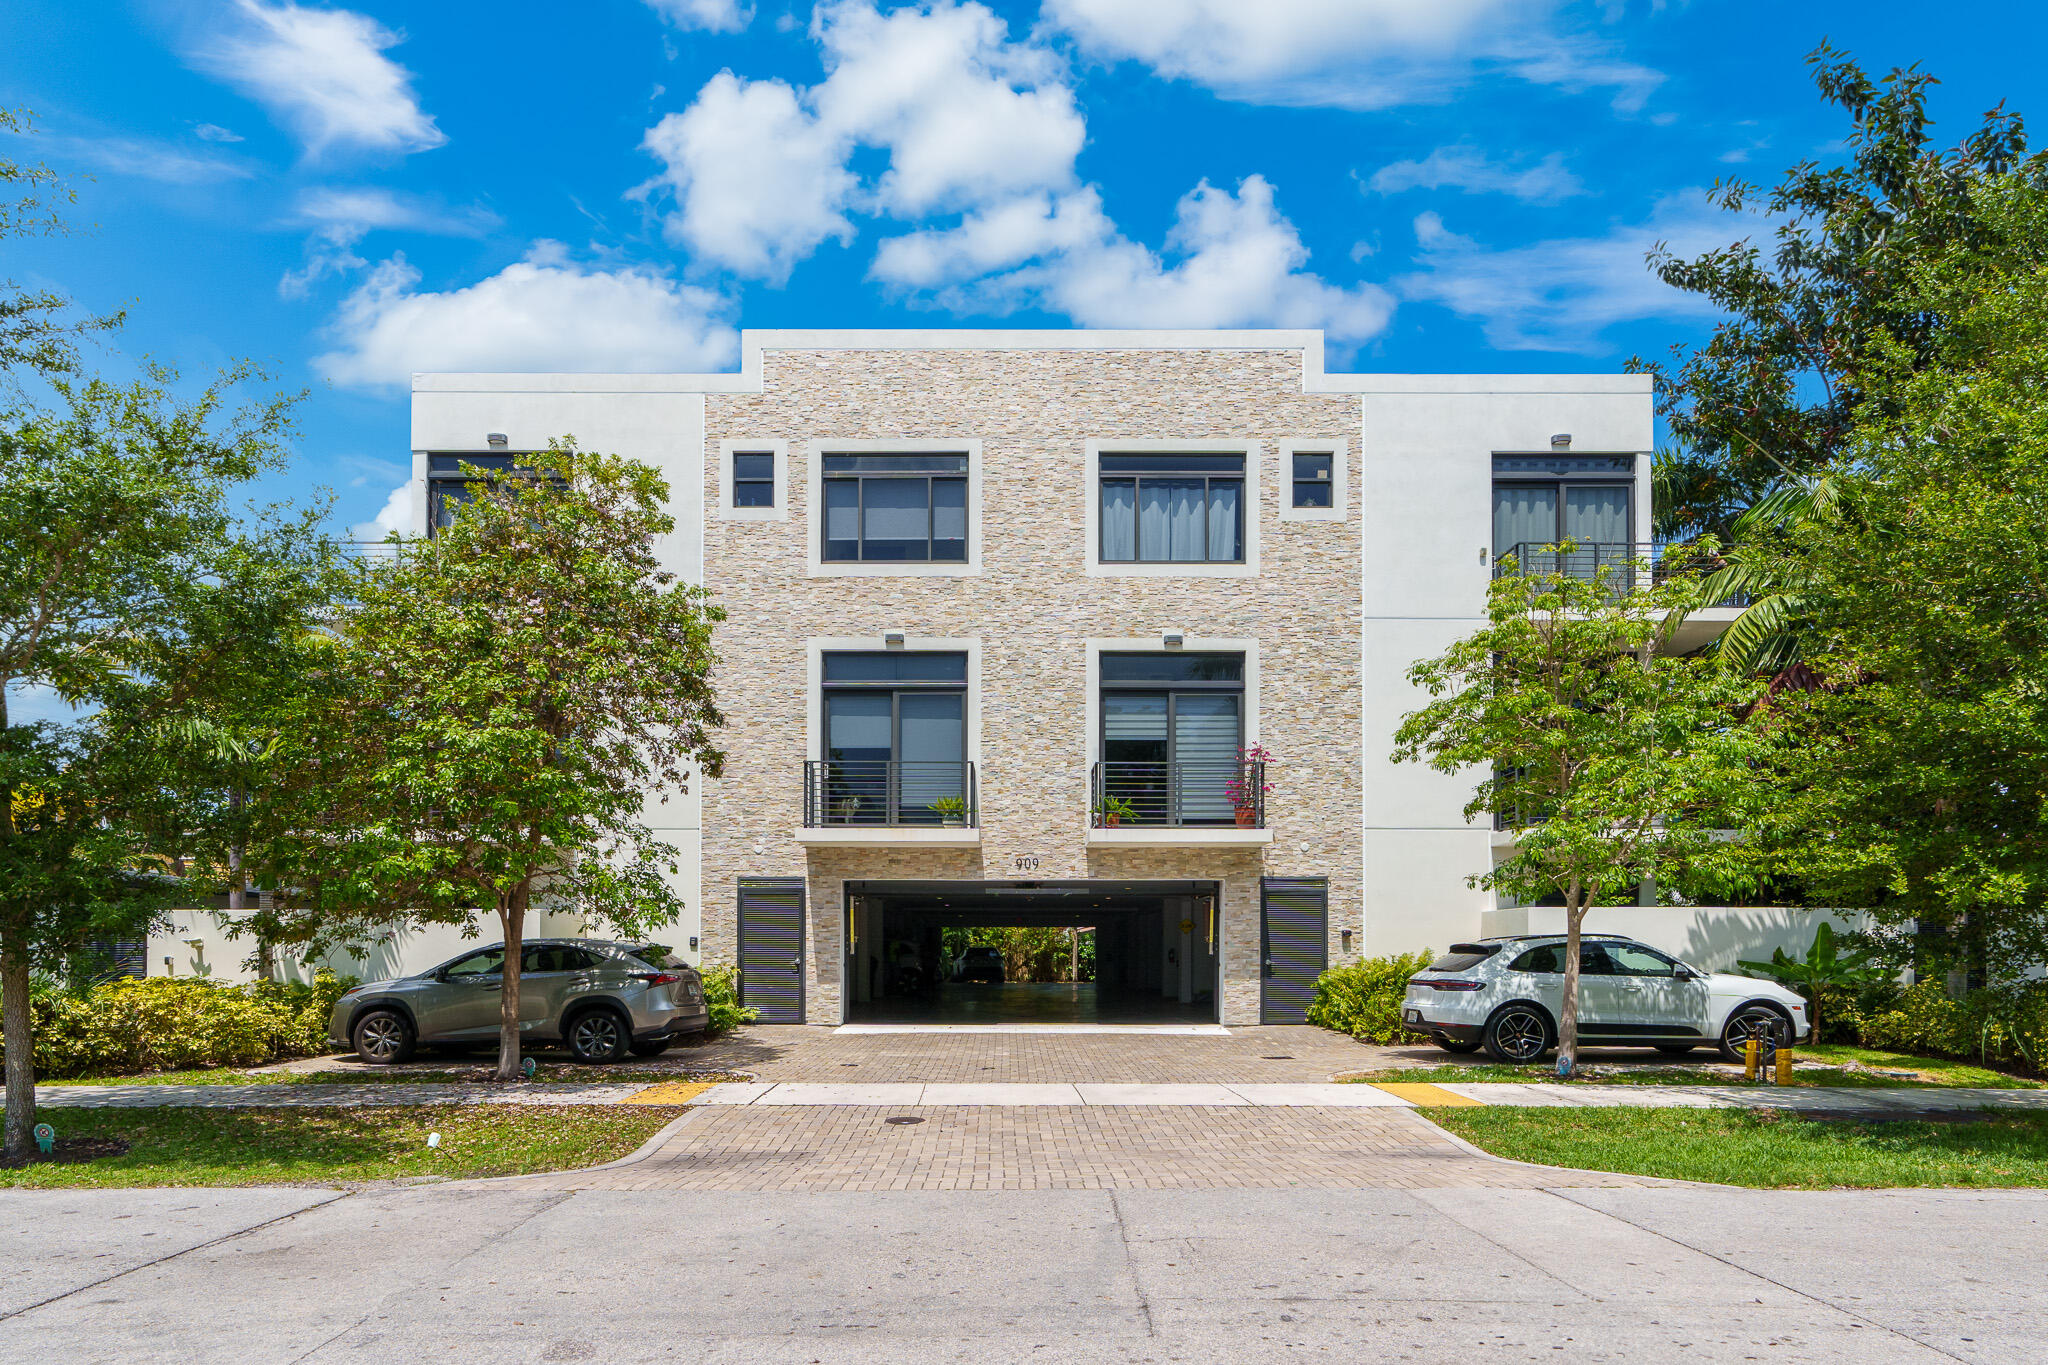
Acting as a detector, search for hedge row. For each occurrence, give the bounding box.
[1305,951,1435,1044]
[4,974,357,1079]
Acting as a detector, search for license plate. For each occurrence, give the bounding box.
[1404,1008,1423,1024]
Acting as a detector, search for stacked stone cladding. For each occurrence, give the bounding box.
[700,347,1362,1024]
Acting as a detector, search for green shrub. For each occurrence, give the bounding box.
[699,960,756,1036]
[1850,980,2047,1073]
[1,970,358,1079]
[1306,950,1435,1044]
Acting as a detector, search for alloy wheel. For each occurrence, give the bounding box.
[1490,1008,1549,1062]
[358,1016,405,1061]
[572,1014,622,1060]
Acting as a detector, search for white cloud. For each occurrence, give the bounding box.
[871,189,1109,289]
[639,73,856,282]
[931,176,1394,344]
[350,482,413,541]
[314,243,738,390]
[644,0,751,32]
[193,122,244,143]
[281,187,499,298]
[1367,146,1585,204]
[639,0,1084,278]
[54,134,253,185]
[195,1,444,158]
[1042,0,1660,112]
[1396,197,1733,351]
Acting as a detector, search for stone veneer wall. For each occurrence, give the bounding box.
[699,349,1362,1025]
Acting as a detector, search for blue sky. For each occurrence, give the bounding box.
[3,0,2044,542]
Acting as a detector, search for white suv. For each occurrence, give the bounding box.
[1401,935,1811,1064]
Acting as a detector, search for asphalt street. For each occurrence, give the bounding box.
[3,1182,2042,1363]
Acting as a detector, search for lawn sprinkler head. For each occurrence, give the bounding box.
[33,1123,55,1154]
[520,1056,537,1079]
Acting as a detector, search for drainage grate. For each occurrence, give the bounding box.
[884,1116,925,1126]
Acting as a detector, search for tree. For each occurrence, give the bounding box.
[1756,180,2048,984]
[0,108,119,383]
[1392,555,1769,1072]
[249,442,726,1080]
[0,366,315,1161]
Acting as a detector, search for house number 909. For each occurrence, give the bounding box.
[1011,855,1041,873]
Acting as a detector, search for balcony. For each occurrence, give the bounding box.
[796,760,980,846]
[1087,760,1273,847]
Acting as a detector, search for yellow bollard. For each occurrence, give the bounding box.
[1775,1042,1794,1086]
[1744,1034,1761,1082]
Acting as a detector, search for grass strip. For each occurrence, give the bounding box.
[1432,1106,2048,1189]
[0,1104,684,1189]
[38,1066,753,1087]
[1341,1054,2040,1089]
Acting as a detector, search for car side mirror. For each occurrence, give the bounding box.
[1673,967,1698,982]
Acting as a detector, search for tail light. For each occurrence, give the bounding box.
[633,972,683,986]
[1426,980,1484,992]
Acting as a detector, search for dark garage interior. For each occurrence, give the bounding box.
[844,879,1221,1024]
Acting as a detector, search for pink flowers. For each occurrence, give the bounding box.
[1225,744,1274,813]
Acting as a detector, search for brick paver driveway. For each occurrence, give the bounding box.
[670,1023,1392,1082]
[515,1103,1660,1192]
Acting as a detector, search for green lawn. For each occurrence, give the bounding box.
[1344,1050,2040,1090]
[0,1104,685,1188]
[1433,1107,2048,1189]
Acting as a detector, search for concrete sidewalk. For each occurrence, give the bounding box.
[24,1078,2048,1109]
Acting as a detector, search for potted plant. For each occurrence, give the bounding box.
[1225,744,1274,827]
[1091,795,1137,828]
[926,796,968,827]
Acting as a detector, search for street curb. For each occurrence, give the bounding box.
[449,1105,715,1189]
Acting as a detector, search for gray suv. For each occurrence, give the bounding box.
[328,939,710,1065]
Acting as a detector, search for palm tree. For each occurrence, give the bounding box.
[1694,473,1844,674]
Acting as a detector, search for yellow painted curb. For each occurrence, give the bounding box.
[1370,1082,1483,1107]
[622,1081,712,1105]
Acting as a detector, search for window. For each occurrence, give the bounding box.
[822,453,969,562]
[1098,652,1244,824]
[523,944,595,973]
[1098,453,1245,564]
[1607,943,1679,977]
[427,453,566,534]
[819,651,969,824]
[732,452,776,508]
[443,947,505,978]
[1509,944,1562,973]
[1290,451,1334,509]
[1491,454,1634,580]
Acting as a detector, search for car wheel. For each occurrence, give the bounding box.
[1718,1006,1786,1064]
[1482,1004,1554,1063]
[1653,1043,1699,1056]
[352,1010,414,1065]
[566,1009,629,1064]
[1433,1036,1483,1054]
[628,1038,673,1058]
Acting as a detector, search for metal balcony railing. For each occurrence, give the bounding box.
[1493,541,1752,607]
[1091,760,1265,828]
[803,760,977,828]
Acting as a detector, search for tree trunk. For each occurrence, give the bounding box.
[1557,890,1585,1077]
[2,930,34,1163]
[495,884,527,1082]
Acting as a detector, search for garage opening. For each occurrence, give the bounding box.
[843,879,1220,1024]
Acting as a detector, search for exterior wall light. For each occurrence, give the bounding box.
[883,629,906,649]
[487,432,509,448]
[1550,433,1571,451]
[1162,630,1185,649]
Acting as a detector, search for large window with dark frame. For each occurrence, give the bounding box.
[1097,652,1245,825]
[1098,453,1245,564]
[426,452,567,534]
[822,452,968,563]
[814,651,971,826]
[1491,453,1633,582]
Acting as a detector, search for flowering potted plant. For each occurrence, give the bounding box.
[1225,744,1273,827]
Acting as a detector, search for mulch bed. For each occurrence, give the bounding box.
[2,1136,130,1168]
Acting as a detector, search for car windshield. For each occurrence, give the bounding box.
[1426,944,1499,972]
[626,944,687,970]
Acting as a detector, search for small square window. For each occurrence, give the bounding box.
[732,451,776,508]
[1291,452,1333,509]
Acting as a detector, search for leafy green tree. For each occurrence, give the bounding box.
[0,366,314,1161]
[0,108,119,382]
[249,442,726,1080]
[1756,181,2048,984]
[1393,555,1769,1072]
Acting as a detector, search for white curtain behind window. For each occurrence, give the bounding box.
[1101,480,1136,559]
